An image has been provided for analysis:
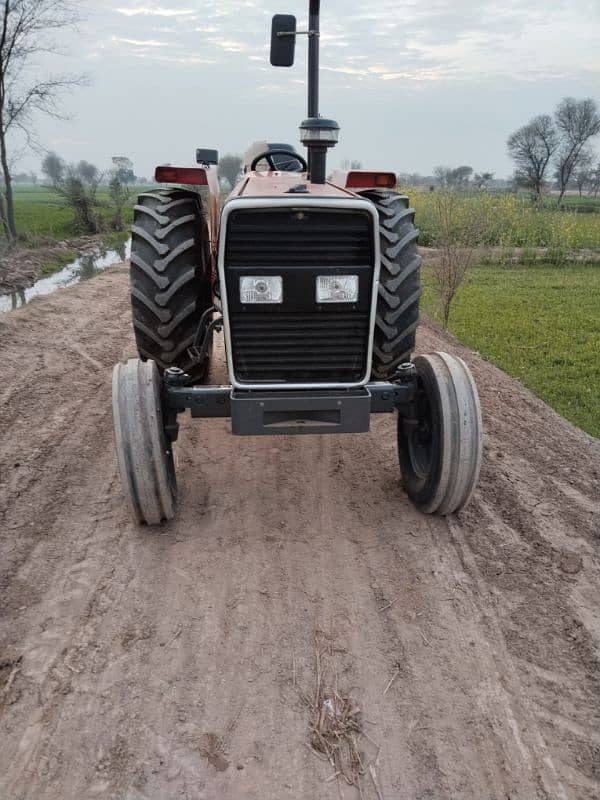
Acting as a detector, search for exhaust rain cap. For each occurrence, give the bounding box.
[299,117,340,148]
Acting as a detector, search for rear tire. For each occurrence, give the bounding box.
[398,352,482,514]
[112,358,176,525]
[130,188,213,384]
[361,189,422,380]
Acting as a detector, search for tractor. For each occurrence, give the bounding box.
[112,0,483,525]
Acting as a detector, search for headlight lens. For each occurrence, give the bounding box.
[240,275,283,304]
[316,275,358,303]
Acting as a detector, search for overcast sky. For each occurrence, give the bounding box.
[21,0,600,179]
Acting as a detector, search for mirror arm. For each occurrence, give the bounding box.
[277,30,319,37]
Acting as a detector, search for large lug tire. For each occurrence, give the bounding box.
[398,352,482,515]
[361,189,422,380]
[112,358,177,525]
[130,188,213,384]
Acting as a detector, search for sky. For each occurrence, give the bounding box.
[18,0,600,180]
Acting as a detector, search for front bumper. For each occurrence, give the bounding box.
[164,381,416,437]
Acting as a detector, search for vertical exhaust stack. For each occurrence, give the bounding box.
[270,0,339,184]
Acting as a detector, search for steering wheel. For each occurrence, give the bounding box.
[250,149,308,172]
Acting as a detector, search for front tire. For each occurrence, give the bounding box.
[112,359,177,525]
[130,188,213,384]
[398,352,482,514]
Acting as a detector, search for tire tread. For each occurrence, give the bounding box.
[360,189,422,379]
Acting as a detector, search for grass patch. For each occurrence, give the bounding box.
[9,186,147,239]
[39,249,77,277]
[541,194,600,211]
[422,263,600,438]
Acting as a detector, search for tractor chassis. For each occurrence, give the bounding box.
[162,366,418,440]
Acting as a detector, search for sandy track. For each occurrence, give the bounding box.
[0,265,598,800]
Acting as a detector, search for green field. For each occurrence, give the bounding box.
[9,186,144,240]
[541,194,600,211]
[422,263,600,438]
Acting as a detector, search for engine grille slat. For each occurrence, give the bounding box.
[231,311,370,383]
[226,209,372,267]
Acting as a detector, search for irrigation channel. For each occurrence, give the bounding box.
[0,238,131,313]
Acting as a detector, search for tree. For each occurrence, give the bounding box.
[433,165,473,190]
[473,171,494,190]
[75,160,98,185]
[0,1,83,240]
[572,151,594,196]
[340,158,362,170]
[108,173,129,230]
[590,161,600,198]
[42,152,101,234]
[507,114,558,201]
[112,156,135,185]
[428,192,483,329]
[450,165,473,189]
[433,165,451,188]
[41,151,64,185]
[553,97,600,205]
[218,154,243,188]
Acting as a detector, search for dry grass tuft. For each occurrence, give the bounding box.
[298,632,379,792]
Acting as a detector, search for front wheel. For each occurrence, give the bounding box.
[112,358,177,525]
[398,352,482,514]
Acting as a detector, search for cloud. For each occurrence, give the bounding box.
[127,52,217,65]
[111,36,167,47]
[208,38,250,53]
[114,6,196,17]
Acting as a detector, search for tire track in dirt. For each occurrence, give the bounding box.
[0,266,598,800]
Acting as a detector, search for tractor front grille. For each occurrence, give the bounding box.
[225,208,371,266]
[223,206,375,385]
[230,311,370,383]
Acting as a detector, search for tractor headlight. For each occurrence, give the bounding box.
[316,275,359,303]
[240,275,283,304]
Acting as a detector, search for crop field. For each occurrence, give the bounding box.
[409,190,600,249]
[422,262,600,438]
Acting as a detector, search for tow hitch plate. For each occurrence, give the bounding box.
[230,389,371,436]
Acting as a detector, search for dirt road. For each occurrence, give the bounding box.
[1,265,599,800]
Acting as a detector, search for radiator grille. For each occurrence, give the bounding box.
[225,209,372,266]
[225,207,374,384]
[230,312,370,383]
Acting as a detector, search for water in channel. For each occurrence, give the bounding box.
[0,238,132,313]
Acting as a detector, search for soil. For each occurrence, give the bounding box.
[0,264,599,800]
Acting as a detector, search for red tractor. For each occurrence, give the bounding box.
[112,1,482,525]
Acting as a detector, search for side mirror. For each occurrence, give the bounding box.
[270,14,296,67]
[196,148,219,166]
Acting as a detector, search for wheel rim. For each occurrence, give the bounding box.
[405,388,435,480]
